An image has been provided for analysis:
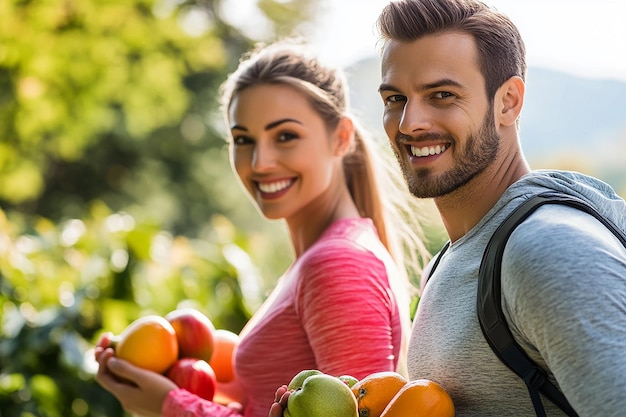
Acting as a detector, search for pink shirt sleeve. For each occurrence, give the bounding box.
[296,240,400,379]
[163,389,242,417]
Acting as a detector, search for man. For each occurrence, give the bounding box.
[376,0,626,416]
[269,1,626,416]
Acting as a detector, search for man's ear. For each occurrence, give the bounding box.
[495,76,525,127]
[333,117,355,156]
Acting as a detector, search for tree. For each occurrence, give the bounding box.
[0,0,319,237]
[0,0,319,415]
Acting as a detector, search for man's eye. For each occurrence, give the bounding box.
[434,91,454,99]
[384,94,406,104]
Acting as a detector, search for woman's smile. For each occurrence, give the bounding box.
[255,178,296,199]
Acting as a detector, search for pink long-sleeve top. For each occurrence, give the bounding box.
[163,218,408,417]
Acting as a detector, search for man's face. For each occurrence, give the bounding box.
[379,31,500,198]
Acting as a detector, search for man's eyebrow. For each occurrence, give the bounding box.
[378,83,398,94]
[378,78,464,94]
[421,78,464,91]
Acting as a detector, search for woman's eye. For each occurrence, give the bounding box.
[232,135,253,145]
[278,132,298,142]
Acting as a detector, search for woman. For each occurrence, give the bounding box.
[95,39,429,417]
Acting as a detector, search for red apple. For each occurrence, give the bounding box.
[167,358,217,401]
[165,308,216,362]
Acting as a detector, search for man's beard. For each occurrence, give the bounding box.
[393,105,500,199]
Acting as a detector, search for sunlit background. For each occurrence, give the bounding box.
[231,0,626,82]
[0,1,624,416]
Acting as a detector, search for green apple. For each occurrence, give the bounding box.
[338,375,359,388]
[285,374,358,417]
[288,369,323,390]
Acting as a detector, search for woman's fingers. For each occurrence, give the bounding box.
[278,389,291,407]
[269,401,284,417]
[273,385,288,403]
[95,348,129,391]
[268,385,291,417]
[94,332,114,361]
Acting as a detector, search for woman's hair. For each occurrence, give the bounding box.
[219,39,431,282]
[376,0,526,100]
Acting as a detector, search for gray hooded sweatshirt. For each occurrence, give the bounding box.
[408,170,626,416]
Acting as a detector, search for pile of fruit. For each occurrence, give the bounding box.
[284,369,455,417]
[107,311,455,416]
[107,308,240,403]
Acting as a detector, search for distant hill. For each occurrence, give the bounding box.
[344,56,626,194]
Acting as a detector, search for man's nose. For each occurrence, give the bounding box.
[399,99,432,135]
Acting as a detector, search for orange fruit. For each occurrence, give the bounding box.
[209,329,240,383]
[114,315,179,374]
[351,371,408,417]
[379,379,454,417]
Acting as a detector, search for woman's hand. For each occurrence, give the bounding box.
[94,332,114,362]
[95,346,178,417]
[268,385,291,417]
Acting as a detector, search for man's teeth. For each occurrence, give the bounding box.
[258,179,292,193]
[410,144,447,157]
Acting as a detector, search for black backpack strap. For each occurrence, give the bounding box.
[424,241,450,284]
[478,192,626,417]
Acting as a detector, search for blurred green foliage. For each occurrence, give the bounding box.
[0,204,274,416]
[0,0,318,236]
[0,0,318,415]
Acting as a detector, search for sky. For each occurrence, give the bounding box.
[306,0,626,82]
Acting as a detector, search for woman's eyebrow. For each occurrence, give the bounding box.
[230,118,303,132]
[265,118,302,130]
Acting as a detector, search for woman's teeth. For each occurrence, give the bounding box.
[258,179,292,193]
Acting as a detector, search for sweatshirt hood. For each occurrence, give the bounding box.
[504,169,626,233]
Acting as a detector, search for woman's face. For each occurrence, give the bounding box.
[228,83,345,221]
